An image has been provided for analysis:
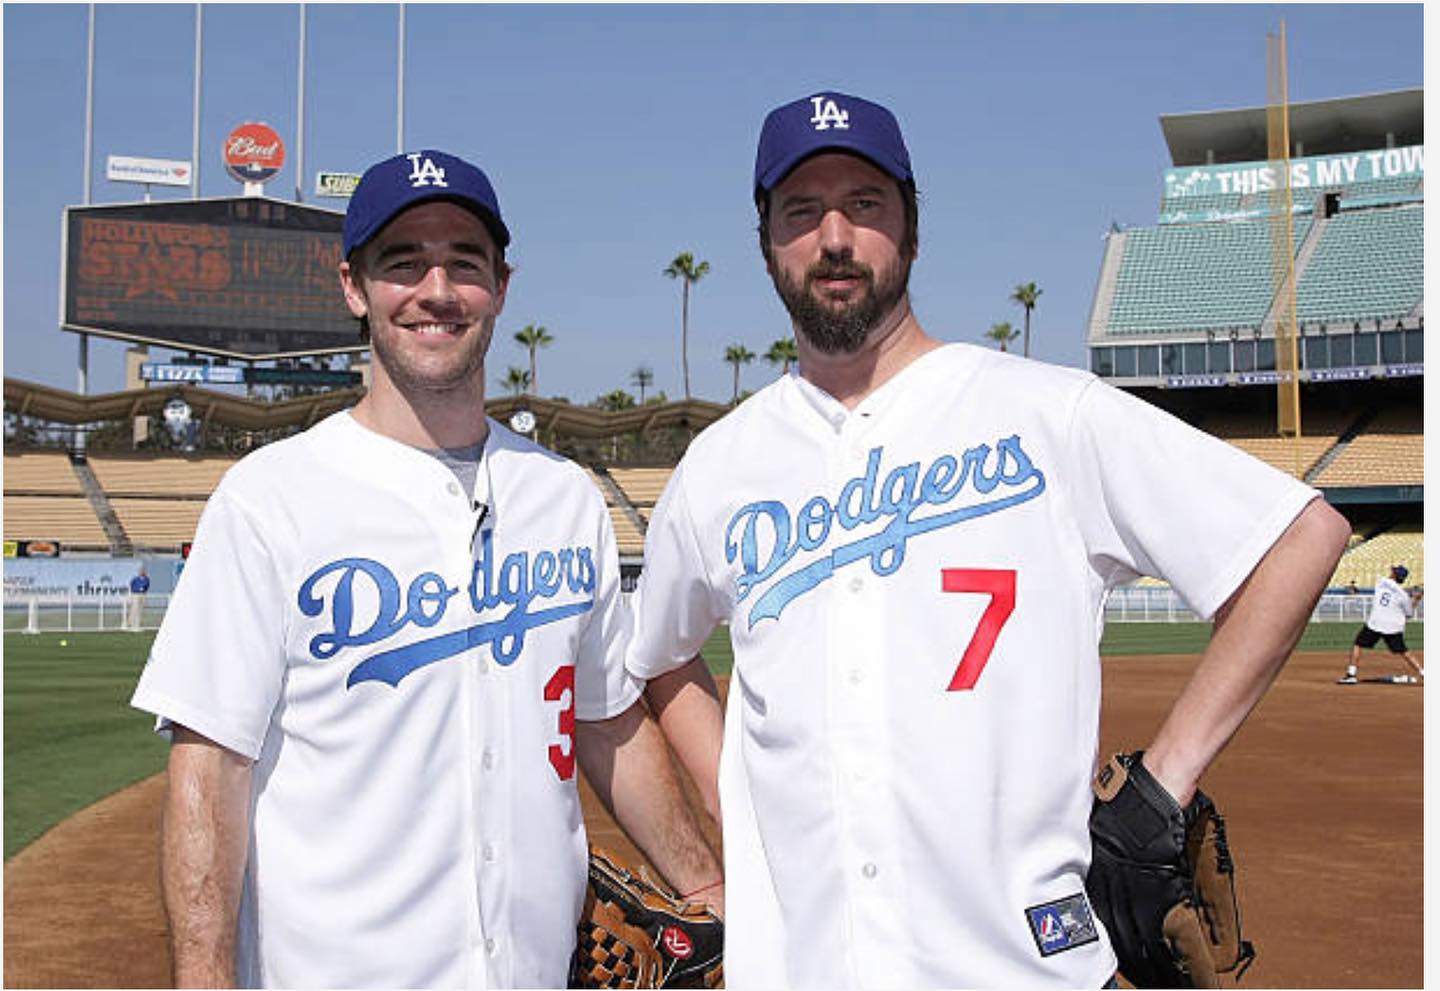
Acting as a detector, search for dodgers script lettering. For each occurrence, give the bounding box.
[725,437,1045,626]
[297,529,595,688]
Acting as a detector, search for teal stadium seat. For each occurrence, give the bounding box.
[1295,206,1423,324]
[1105,219,1308,336]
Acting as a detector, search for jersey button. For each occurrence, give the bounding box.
[481,749,497,771]
[482,843,500,863]
[848,576,864,593]
[485,937,499,956]
[447,482,460,496]
[862,862,878,879]
[848,668,863,685]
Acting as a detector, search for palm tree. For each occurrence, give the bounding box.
[984,321,1020,352]
[513,324,553,395]
[663,252,711,400]
[763,337,799,376]
[500,365,531,397]
[724,344,756,403]
[597,388,636,412]
[630,365,655,403]
[1011,281,1043,358]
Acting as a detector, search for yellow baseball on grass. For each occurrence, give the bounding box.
[59,639,68,647]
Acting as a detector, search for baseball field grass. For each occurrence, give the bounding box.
[3,621,1422,859]
[4,632,164,858]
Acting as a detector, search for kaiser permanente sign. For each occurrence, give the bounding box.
[1164,145,1423,200]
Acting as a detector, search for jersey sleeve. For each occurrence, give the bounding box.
[626,459,726,680]
[129,488,289,760]
[1064,379,1321,620]
[573,486,644,722]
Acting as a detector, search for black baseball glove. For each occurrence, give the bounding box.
[569,846,723,989]
[1086,751,1255,988]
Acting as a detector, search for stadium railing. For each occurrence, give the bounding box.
[4,588,1419,636]
[4,592,172,635]
[1101,586,1420,624]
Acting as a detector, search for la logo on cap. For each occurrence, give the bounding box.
[809,96,850,132]
[406,153,448,189]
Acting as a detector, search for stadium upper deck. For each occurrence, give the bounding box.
[1087,89,1423,389]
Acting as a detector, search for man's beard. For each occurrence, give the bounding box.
[772,251,912,354]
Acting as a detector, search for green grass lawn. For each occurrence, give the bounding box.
[4,631,165,858]
[5,620,1420,860]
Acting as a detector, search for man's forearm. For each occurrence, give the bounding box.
[643,657,724,824]
[1145,497,1351,803]
[576,702,724,915]
[162,727,253,988]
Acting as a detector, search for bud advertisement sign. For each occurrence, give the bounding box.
[224,122,286,184]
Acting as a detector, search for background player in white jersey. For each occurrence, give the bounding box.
[132,150,720,988]
[1338,564,1423,683]
[630,92,1351,987]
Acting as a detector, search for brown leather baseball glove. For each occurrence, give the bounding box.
[1086,752,1256,988]
[569,847,723,989]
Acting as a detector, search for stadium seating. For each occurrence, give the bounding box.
[79,455,237,550]
[3,452,106,547]
[1333,530,1424,588]
[3,496,109,547]
[1158,190,1252,217]
[608,468,673,515]
[1294,206,1423,325]
[107,499,208,548]
[1203,409,1353,480]
[607,506,646,557]
[1105,219,1308,335]
[3,451,85,495]
[85,455,236,497]
[1311,407,1423,488]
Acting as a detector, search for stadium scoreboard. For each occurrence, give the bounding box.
[62,197,359,359]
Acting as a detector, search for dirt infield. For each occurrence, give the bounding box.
[4,650,1420,988]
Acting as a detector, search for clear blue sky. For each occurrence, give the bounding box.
[3,4,1423,405]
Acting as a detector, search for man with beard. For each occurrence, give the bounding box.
[132,150,721,988]
[630,92,1348,987]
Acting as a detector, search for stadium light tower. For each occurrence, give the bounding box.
[77,2,97,456]
[296,3,307,203]
[396,4,407,153]
[192,4,203,201]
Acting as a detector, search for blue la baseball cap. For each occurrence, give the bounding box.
[1393,564,1409,582]
[753,91,913,198]
[343,149,510,257]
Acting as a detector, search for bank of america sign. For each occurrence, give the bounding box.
[107,155,193,187]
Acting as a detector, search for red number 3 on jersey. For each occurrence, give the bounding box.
[941,569,1016,691]
[544,664,576,780]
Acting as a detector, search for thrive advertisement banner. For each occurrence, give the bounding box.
[3,558,179,598]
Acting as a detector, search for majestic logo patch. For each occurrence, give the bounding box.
[405,152,448,188]
[724,439,1045,627]
[809,96,850,131]
[1025,893,1098,957]
[297,529,594,687]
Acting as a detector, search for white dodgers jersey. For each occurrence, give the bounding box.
[629,344,1318,988]
[133,412,638,989]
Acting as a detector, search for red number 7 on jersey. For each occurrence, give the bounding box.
[941,569,1016,691]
